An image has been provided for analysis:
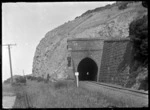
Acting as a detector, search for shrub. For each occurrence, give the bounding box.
[26,76,32,80]
[16,76,26,84]
[32,76,37,80]
[27,76,31,80]
[118,2,128,10]
[36,76,44,82]
[128,15,148,91]
[129,15,148,67]
[139,76,148,90]
[26,75,37,81]
[54,81,68,89]
[142,1,148,8]
[4,78,11,84]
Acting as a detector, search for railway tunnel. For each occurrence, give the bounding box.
[77,57,98,81]
[67,38,104,82]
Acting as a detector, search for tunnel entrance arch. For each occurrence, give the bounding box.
[77,57,98,81]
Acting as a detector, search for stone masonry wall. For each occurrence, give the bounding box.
[99,39,132,87]
[67,38,104,80]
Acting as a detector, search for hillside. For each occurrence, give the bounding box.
[32,2,147,82]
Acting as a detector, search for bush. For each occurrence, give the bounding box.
[27,76,37,81]
[54,81,68,89]
[16,76,26,84]
[142,1,148,8]
[128,15,148,91]
[35,76,45,82]
[129,15,148,67]
[26,76,32,80]
[32,76,37,80]
[118,2,128,10]
[139,76,148,90]
[4,78,12,84]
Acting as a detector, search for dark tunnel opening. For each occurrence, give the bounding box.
[77,57,98,81]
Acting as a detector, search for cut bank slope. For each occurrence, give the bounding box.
[32,2,147,80]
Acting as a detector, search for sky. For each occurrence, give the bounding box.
[2,2,115,82]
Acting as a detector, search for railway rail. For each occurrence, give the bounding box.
[79,81,148,107]
[22,91,33,108]
[13,83,33,108]
[86,81,148,95]
[13,80,148,108]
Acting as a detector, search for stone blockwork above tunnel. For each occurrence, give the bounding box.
[99,38,133,87]
[67,38,104,51]
[67,38,104,81]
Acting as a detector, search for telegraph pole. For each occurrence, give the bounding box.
[3,44,16,84]
[23,69,27,79]
[23,70,25,76]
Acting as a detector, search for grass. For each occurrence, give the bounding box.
[2,83,16,96]
[42,80,111,108]
[12,79,147,108]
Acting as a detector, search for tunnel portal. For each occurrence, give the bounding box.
[77,57,98,81]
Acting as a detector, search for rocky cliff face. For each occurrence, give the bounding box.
[32,2,147,80]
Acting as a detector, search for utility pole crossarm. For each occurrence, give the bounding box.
[3,44,16,46]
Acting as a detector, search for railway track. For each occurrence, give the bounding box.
[79,81,148,107]
[13,83,33,108]
[85,81,148,95]
[22,91,33,108]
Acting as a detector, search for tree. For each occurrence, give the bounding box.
[129,15,148,68]
[142,1,148,8]
[118,2,128,10]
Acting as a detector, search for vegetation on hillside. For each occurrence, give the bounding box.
[142,1,148,8]
[118,2,128,10]
[129,15,148,68]
[80,4,113,17]
[79,2,121,18]
[79,1,141,18]
[127,3,148,90]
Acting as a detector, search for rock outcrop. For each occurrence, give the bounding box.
[32,2,147,80]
